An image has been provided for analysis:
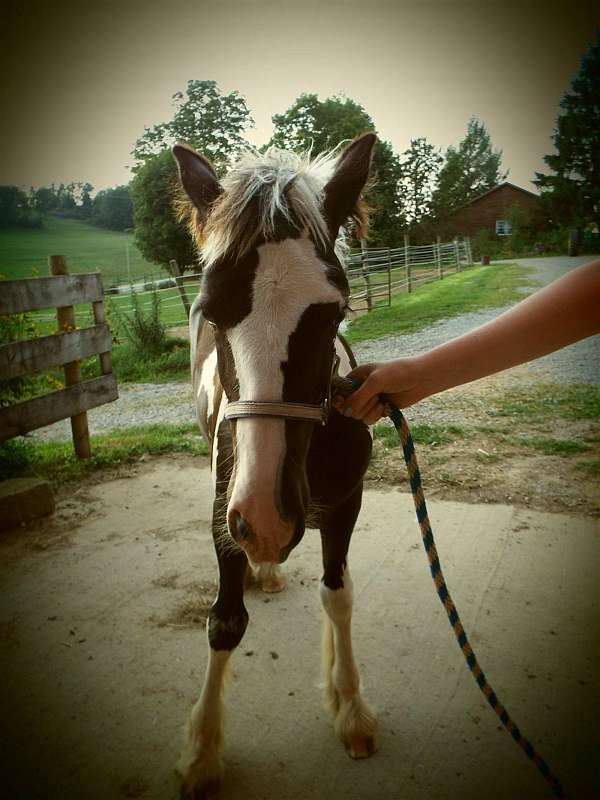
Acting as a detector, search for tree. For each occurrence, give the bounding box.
[431,117,506,218]
[269,93,405,245]
[130,80,254,271]
[534,34,600,228]
[79,182,94,219]
[130,150,196,269]
[399,137,442,225]
[92,185,133,231]
[132,79,254,173]
[0,186,42,228]
[31,185,59,213]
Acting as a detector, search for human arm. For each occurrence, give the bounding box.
[341,259,600,424]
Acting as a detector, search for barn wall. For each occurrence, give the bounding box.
[447,185,539,237]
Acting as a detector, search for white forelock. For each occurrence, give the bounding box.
[200,146,342,268]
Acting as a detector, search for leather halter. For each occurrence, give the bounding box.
[224,353,340,426]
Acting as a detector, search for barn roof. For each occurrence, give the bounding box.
[449,182,539,214]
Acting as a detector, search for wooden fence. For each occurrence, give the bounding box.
[0,255,118,458]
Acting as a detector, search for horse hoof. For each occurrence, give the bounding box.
[346,734,378,759]
[253,563,285,593]
[261,573,286,593]
[176,748,223,800]
[180,779,220,800]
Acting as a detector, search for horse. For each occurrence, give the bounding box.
[172,132,379,797]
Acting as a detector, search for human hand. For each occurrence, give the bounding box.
[335,357,425,424]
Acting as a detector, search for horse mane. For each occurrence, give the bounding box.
[176,145,371,268]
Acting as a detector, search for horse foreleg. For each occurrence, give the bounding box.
[177,511,248,798]
[319,488,378,759]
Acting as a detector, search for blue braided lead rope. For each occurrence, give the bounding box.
[386,402,566,799]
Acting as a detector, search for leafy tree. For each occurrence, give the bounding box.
[79,182,94,218]
[31,185,59,213]
[534,34,600,228]
[431,117,506,217]
[269,93,405,245]
[130,150,196,269]
[399,137,442,225]
[92,185,133,231]
[130,80,254,270]
[55,183,77,214]
[132,79,254,172]
[0,186,42,228]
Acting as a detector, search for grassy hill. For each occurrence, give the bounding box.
[0,216,157,285]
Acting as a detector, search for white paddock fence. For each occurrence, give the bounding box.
[27,237,473,332]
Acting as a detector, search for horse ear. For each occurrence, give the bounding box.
[172,144,222,217]
[323,132,376,235]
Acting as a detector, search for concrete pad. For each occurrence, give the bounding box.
[0,458,598,799]
[0,477,54,531]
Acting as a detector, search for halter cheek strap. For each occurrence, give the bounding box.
[224,354,340,426]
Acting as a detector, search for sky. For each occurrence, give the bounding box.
[1,0,598,194]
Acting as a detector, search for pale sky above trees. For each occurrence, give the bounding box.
[1,0,598,192]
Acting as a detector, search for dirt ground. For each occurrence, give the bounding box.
[1,452,599,800]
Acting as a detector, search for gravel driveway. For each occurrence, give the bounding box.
[32,256,598,441]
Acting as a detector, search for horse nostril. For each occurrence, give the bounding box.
[231,511,254,545]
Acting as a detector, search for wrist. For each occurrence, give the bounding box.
[409,351,445,402]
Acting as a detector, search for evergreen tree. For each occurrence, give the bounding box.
[534,34,600,228]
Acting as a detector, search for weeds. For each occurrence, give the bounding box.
[110,288,167,358]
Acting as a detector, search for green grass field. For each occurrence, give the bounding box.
[0,216,156,284]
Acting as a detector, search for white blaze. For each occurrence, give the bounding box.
[225,234,343,542]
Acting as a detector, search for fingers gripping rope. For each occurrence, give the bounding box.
[333,376,566,799]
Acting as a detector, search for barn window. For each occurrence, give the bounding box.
[496,219,512,236]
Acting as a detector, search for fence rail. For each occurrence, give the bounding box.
[1,256,118,458]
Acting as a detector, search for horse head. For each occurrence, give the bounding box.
[173,134,376,566]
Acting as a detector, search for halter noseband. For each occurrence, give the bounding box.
[224,354,340,426]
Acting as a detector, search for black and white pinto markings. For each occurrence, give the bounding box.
[173,133,379,797]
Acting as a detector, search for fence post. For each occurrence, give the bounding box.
[92,299,113,378]
[387,248,392,306]
[436,236,443,280]
[169,259,191,319]
[404,234,411,293]
[360,240,372,312]
[466,236,473,267]
[454,238,461,272]
[49,255,91,460]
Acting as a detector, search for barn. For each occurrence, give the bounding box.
[445,182,539,238]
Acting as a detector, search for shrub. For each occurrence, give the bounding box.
[112,288,167,358]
